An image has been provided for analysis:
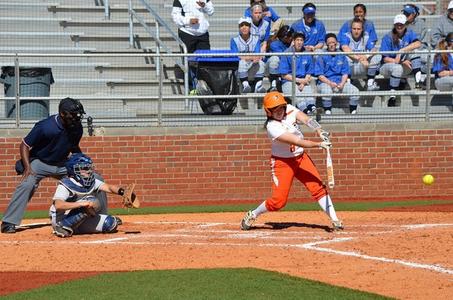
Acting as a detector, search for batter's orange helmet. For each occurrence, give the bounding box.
[263,91,287,117]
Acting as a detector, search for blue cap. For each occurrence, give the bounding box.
[303,6,316,15]
[402,5,417,15]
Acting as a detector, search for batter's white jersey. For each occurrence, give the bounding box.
[266,104,305,158]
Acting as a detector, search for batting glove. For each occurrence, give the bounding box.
[319,141,332,150]
[320,130,331,143]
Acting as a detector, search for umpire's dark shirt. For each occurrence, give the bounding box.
[23,114,83,166]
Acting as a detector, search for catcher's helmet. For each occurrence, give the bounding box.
[65,153,95,188]
[263,91,287,117]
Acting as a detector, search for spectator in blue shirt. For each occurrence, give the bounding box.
[291,3,326,52]
[339,18,381,91]
[338,4,378,46]
[279,32,316,114]
[231,17,266,93]
[315,33,360,115]
[432,32,453,95]
[379,14,422,106]
[1,98,109,234]
[249,3,271,53]
[244,0,282,35]
[266,25,294,91]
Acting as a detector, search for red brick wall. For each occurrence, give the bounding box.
[1,126,453,210]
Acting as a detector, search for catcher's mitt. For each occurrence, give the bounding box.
[121,183,139,208]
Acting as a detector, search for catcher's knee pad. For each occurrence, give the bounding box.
[102,215,118,233]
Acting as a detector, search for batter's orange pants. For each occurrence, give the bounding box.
[265,152,327,211]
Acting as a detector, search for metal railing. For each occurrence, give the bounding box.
[0,49,452,128]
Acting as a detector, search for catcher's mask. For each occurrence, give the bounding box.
[65,153,95,188]
[263,91,287,117]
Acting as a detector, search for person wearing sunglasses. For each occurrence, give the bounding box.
[1,98,109,234]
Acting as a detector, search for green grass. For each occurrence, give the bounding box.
[5,199,453,220]
[2,268,392,300]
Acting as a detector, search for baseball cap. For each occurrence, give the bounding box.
[394,14,407,25]
[402,5,417,15]
[303,6,316,15]
[449,1,453,10]
[238,17,252,26]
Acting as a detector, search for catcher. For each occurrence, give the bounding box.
[49,153,138,238]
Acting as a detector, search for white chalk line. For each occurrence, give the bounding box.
[2,222,453,276]
[301,238,453,275]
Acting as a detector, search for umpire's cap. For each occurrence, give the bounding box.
[58,97,85,115]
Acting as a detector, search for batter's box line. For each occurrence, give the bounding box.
[301,238,453,276]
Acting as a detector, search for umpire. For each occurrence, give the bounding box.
[1,98,107,233]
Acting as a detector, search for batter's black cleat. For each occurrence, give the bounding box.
[53,224,73,238]
[1,222,16,234]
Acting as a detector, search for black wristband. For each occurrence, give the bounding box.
[118,188,125,196]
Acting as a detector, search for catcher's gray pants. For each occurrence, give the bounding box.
[379,54,421,89]
[434,76,453,91]
[318,81,360,108]
[348,54,382,79]
[282,81,315,111]
[2,159,108,226]
[238,60,265,80]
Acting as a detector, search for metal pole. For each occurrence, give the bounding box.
[156,20,161,78]
[105,0,110,20]
[14,55,20,128]
[184,52,189,109]
[128,0,134,48]
[158,54,163,126]
[425,48,432,122]
[291,51,296,102]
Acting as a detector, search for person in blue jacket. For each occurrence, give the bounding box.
[265,25,294,91]
[279,32,316,114]
[315,33,360,115]
[291,3,326,52]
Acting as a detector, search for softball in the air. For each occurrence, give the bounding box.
[422,174,434,185]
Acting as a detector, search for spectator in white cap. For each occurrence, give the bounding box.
[230,17,266,94]
[431,1,453,48]
[379,14,422,106]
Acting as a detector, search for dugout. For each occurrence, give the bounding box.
[0,66,54,119]
[193,50,239,115]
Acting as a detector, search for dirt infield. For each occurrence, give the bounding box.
[0,211,452,299]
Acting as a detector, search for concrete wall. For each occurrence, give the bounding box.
[1,122,453,210]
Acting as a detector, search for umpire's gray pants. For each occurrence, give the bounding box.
[318,82,360,108]
[2,159,108,226]
[282,81,315,111]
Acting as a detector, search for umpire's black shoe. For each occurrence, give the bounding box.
[1,222,16,234]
